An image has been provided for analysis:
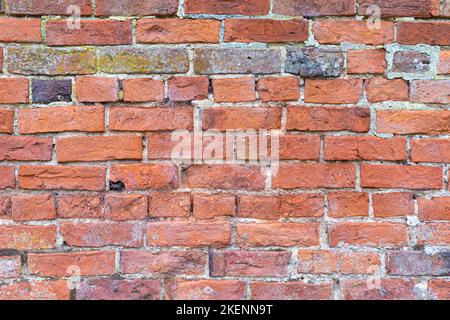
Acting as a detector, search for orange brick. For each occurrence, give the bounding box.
[304,79,363,104]
[348,49,386,74]
[0,78,29,104]
[76,77,119,102]
[0,18,41,43]
[257,76,300,102]
[212,77,256,103]
[123,78,164,102]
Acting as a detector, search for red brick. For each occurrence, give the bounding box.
[358,0,440,17]
[366,78,409,103]
[342,279,419,300]
[438,50,450,74]
[305,79,362,104]
[185,0,270,15]
[28,251,115,277]
[0,280,70,300]
[47,20,132,45]
[110,164,179,190]
[0,225,56,250]
[411,139,450,163]
[298,250,381,274]
[328,192,369,217]
[0,109,14,133]
[137,19,220,43]
[11,194,56,221]
[361,164,442,190]
[238,195,281,220]
[279,135,321,160]
[166,279,245,300]
[372,193,414,218]
[149,192,190,218]
[202,107,281,131]
[324,136,407,161]
[225,19,308,43]
[183,165,265,191]
[273,0,355,16]
[6,0,92,16]
[212,77,256,103]
[0,78,29,104]
[121,250,206,276]
[0,137,52,161]
[123,78,164,102]
[76,77,119,103]
[348,50,386,74]
[147,221,231,247]
[0,18,41,43]
[0,167,15,190]
[419,197,450,221]
[78,279,160,300]
[377,110,450,135]
[410,80,450,104]
[251,281,333,300]
[287,106,370,132]
[0,256,21,278]
[272,163,356,189]
[18,106,105,134]
[313,20,394,45]
[57,135,142,162]
[19,165,106,191]
[329,222,408,247]
[398,21,450,45]
[417,223,450,246]
[109,106,193,132]
[210,251,291,277]
[429,280,450,300]
[60,222,143,247]
[257,77,300,102]
[281,194,324,218]
[236,222,319,247]
[193,194,236,219]
[168,76,209,101]
[95,0,178,16]
[104,194,148,221]
[57,195,102,219]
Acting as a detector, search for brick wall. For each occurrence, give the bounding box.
[0,0,449,300]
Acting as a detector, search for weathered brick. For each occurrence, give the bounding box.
[0,78,29,104]
[0,256,21,278]
[166,279,245,300]
[329,222,408,247]
[418,223,450,246]
[149,192,190,218]
[273,0,355,16]
[5,0,92,16]
[398,21,450,45]
[377,110,450,134]
[285,48,344,77]
[438,50,450,74]
[8,47,97,75]
[342,279,419,300]
[348,50,386,74]
[210,251,291,277]
[57,135,142,162]
[372,193,414,218]
[168,76,209,101]
[98,47,189,74]
[0,280,70,300]
[324,136,407,161]
[194,48,281,74]
[46,20,132,46]
[95,0,178,16]
[236,222,319,247]
[429,280,450,300]
[193,194,236,219]
[313,20,394,45]
[224,19,308,43]
[0,225,56,250]
[19,165,106,191]
[183,165,265,191]
[358,0,440,17]
[392,50,431,74]
[257,77,300,102]
[387,251,449,276]
[0,109,14,133]
[122,250,206,276]
[77,279,160,300]
[365,78,409,102]
[0,167,15,190]
[328,192,369,217]
[212,77,256,103]
[123,78,165,102]
[109,106,193,132]
[410,80,450,104]
[32,79,72,104]
[361,164,442,190]
[137,19,220,44]
[305,79,363,104]
[57,195,103,219]
[251,281,333,300]
[147,221,231,247]
[110,164,179,190]
[11,194,56,221]
[28,251,116,277]
[185,0,270,15]
[60,222,143,247]
[272,163,356,189]
[418,197,450,221]
[104,194,148,221]
[19,106,104,134]
[0,18,41,43]
[0,137,53,161]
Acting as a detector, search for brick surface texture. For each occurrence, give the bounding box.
[0,0,449,301]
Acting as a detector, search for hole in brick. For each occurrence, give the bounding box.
[109,180,126,192]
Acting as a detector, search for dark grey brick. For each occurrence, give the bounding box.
[32,79,72,104]
[285,48,344,77]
